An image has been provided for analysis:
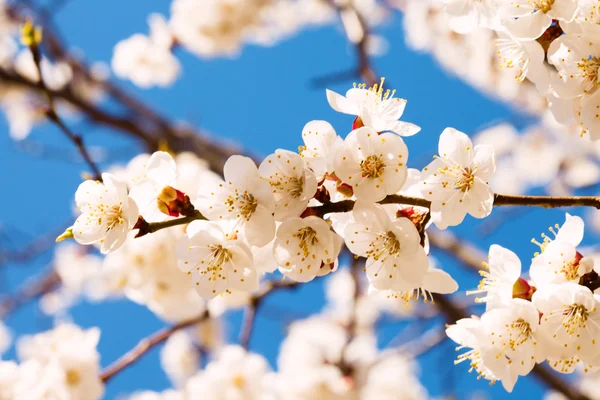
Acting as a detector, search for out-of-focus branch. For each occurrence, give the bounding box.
[24,25,103,181]
[0,269,60,318]
[328,0,378,86]
[239,280,299,349]
[0,223,67,266]
[100,311,209,383]
[427,230,484,273]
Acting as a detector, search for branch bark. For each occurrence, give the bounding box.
[100,311,209,383]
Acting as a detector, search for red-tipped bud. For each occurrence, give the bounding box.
[352,116,364,130]
[157,186,195,217]
[513,278,533,301]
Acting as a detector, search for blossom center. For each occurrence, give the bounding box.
[360,155,385,179]
[576,56,600,91]
[232,375,246,388]
[226,190,258,220]
[455,168,475,192]
[199,245,233,283]
[66,369,81,386]
[94,202,125,231]
[506,318,533,349]
[532,0,554,13]
[562,304,590,335]
[367,231,401,261]
[293,226,318,257]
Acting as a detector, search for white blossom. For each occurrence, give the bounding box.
[73,173,139,254]
[177,220,258,299]
[335,127,409,202]
[421,127,496,229]
[196,155,276,247]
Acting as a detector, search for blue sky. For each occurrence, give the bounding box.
[0,1,590,398]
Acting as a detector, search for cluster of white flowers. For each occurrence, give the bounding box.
[111,0,389,87]
[399,0,546,114]
[404,0,600,139]
[447,213,600,392]
[124,268,429,400]
[474,113,600,196]
[68,82,473,310]
[0,324,104,400]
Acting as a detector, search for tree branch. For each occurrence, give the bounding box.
[0,270,60,318]
[100,311,209,383]
[26,36,102,181]
[239,280,299,349]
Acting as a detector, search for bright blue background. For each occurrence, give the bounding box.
[0,1,588,398]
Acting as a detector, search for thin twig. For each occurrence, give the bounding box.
[0,270,60,318]
[27,37,103,181]
[100,311,209,382]
[239,280,299,349]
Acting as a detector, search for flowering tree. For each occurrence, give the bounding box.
[3,0,600,399]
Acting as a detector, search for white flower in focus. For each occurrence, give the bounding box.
[467,244,522,310]
[495,34,546,83]
[259,149,317,220]
[548,36,600,98]
[185,345,269,400]
[197,155,276,247]
[529,213,592,286]
[129,151,178,221]
[533,283,600,370]
[380,265,459,308]
[274,216,340,282]
[160,331,200,387]
[177,220,257,299]
[478,299,542,392]
[112,34,180,88]
[502,0,578,39]
[326,80,421,136]
[335,127,409,202]
[446,317,499,386]
[73,173,139,254]
[421,127,496,229]
[299,120,344,180]
[344,203,428,291]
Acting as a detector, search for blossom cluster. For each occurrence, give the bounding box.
[447,213,600,391]
[110,0,388,87]
[0,324,104,400]
[409,0,600,139]
[67,82,475,305]
[126,269,429,400]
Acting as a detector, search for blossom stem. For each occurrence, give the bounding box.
[134,211,206,238]
[311,193,600,217]
[100,311,209,383]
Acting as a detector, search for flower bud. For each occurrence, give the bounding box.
[352,116,364,130]
[156,186,196,217]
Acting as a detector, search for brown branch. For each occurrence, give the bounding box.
[133,211,206,239]
[0,223,68,266]
[433,294,590,400]
[239,280,299,349]
[329,0,378,86]
[27,38,102,181]
[427,230,484,273]
[0,270,60,318]
[100,311,209,383]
